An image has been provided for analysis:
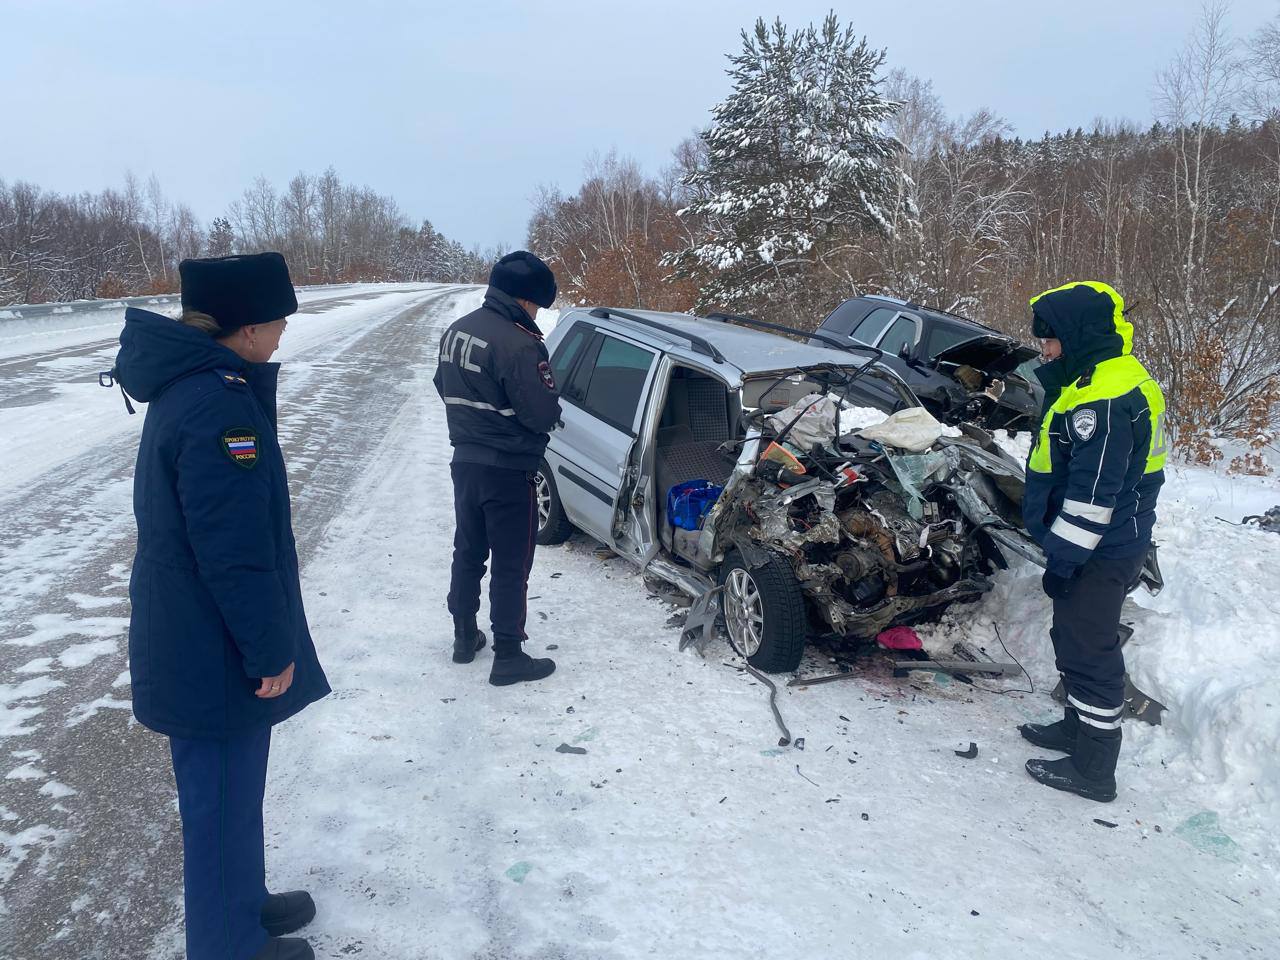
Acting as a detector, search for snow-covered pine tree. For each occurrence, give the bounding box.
[670,13,903,325]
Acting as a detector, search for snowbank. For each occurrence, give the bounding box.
[1125,470,1280,820]
[916,463,1280,840]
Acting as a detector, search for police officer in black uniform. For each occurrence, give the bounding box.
[1019,281,1167,803]
[433,252,562,685]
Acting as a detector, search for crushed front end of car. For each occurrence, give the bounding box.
[690,367,1045,661]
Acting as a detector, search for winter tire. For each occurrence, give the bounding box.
[535,461,574,545]
[720,549,807,673]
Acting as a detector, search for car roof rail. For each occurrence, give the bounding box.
[703,311,885,363]
[588,307,726,364]
[704,311,923,410]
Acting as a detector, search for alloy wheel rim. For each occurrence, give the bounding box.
[535,472,552,529]
[724,567,764,657]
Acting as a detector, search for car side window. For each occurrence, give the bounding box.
[821,300,868,337]
[563,333,603,403]
[580,335,656,433]
[925,323,981,360]
[877,315,919,356]
[550,321,590,386]
[850,307,896,345]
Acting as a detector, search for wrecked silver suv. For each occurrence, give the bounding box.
[536,308,1050,673]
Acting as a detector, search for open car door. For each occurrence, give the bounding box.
[545,327,658,549]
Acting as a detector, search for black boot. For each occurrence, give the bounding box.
[250,937,314,960]
[261,890,316,937]
[1018,706,1078,753]
[1025,726,1121,803]
[452,617,488,664]
[489,651,556,686]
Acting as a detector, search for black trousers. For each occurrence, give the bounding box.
[447,462,538,656]
[1048,550,1147,716]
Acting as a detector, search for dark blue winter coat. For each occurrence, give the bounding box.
[115,308,329,740]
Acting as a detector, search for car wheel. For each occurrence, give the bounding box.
[720,549,807,673]
[535,461,574,545]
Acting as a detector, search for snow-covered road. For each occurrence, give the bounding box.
[1,284,469,957]
[2,285,1278,959]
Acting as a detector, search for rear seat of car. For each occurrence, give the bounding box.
[655,377,737,540]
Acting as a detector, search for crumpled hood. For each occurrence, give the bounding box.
[114,307,246,402]
[931,334,1040,377]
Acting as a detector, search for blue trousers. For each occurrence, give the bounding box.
[447,462,539,656]
[170,727,271,960]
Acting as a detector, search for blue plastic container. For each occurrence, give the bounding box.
[667,480,724,531]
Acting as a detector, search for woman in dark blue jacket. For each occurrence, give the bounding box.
[115,253,329,960]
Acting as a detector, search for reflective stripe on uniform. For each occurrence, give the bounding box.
[1078,713,1123,730]
[1050,516,1103,549]
[442,396,517,416]
[1068,694,1124,717]
[1062,498,1114,524]
[1090,399,1112,500]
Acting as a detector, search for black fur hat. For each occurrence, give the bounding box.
[489,251,557,308]
[179,252,298,333]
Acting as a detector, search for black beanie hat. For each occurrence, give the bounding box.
[489,251,557,309]
[179,252,298,333]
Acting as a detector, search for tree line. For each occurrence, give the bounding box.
[0,167,486,307]
[530,6,1280,470]
[3,6,1276,467]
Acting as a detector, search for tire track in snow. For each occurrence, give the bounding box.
[263,297,623,960]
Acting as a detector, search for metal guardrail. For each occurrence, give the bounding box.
[0,294,182,322]
[0,282,386,322]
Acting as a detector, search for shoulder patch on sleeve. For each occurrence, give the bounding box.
[221,427,259,469]
[1071,407,1098,441]
[538,360,556,390]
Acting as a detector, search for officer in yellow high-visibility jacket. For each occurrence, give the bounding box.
[1018,281,1166,803]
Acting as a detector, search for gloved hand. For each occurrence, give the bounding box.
[1041,568,1078,601]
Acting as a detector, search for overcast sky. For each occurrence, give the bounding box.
[4,0,1278,250]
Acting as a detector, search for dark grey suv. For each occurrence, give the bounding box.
[811,295,1042,432]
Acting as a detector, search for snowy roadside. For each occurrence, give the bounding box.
[256,297,1279,959]
[3,283,1275,957]
[0,285,478,957]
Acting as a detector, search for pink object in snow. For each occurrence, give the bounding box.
[876,626,923,651]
